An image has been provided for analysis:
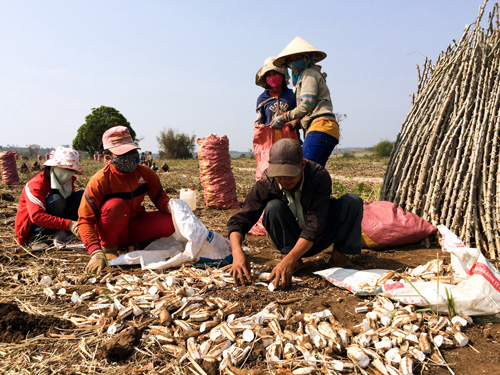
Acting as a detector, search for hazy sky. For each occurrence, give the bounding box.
[0,0,486,153]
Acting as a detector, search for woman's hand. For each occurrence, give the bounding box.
[270,116,286,129]
[285,119,301,130]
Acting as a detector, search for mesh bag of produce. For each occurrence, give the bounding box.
[362,201,437,248]
[0,151,20,185]
[253,124,298,181]
[197,134,239,209]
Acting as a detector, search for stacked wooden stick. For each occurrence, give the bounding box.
[380,0,500,258]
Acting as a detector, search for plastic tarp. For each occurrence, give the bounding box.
[315,225,500,316]
[109,199,233,270]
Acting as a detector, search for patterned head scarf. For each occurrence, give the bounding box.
[286,54,314,92]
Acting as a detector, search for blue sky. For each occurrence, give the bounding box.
[0,0,485,153]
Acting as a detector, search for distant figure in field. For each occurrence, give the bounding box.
[20,162,29,173]
[271,37,339,167]
[15,147,84,249]
[151,162,159,172]
[31,161,40,171]
[161,162,169,173]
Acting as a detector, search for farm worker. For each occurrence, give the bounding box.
[254,56,299,180]
[161,162,169,172]
[19,162,29,173]
[79,126,175,274]
[15,146,84,249]
[31,161,41,171]
[270,36,339,167]
[227,138,363,289]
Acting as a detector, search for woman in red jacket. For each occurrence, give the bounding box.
[79,126,175,274]
[15,146,84,249]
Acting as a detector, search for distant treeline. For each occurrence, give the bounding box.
[0,145,62,159]
[1,145,373,160]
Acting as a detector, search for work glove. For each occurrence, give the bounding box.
[270,115,286,129]
[69,220,80,239]
[85,249,107,274]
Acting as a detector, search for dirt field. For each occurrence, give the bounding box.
[0,156,499,374]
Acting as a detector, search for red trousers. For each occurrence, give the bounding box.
[98,198,175,249]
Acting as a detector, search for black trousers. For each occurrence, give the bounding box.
[31,190,84,239]
[262,193,363,257]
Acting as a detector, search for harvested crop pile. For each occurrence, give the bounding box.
[380,0,500,258]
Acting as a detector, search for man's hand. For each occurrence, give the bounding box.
[270,115,286,129]
[268,258,295,290]
[69,221,80,239]
[230,251,252,285]
[85,249,107,274]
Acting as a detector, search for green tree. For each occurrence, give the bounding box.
[157,128,195,159]
[26,144,40,158]
[372,140,394,157]
[73,106,136,155]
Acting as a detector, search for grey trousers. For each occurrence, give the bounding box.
[262,193,363,257]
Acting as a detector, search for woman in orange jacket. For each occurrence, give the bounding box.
[79,126,175,273]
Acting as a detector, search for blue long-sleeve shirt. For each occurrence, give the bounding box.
[255,88,297,125]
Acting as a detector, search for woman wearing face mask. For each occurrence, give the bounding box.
[78,126,175,274]
[254,56,299,180]
[15,146,84,249]
[270,37,339,167]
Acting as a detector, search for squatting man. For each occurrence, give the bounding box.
[228,138,363,289]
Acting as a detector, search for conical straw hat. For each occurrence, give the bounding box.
[255,56,287,88]
[273,36,327,67]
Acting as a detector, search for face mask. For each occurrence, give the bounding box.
[112,153,139,173]
[288,57,307,72]
[53,167,74,183]
[266,75,283,88]
[50,167,74,198]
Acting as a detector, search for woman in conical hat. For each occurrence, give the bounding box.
[253,56,300,180]
[270,36,339,167]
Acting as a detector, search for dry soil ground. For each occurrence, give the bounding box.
[0,156,499,374]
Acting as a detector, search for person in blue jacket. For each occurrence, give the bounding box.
[253,57,300,181]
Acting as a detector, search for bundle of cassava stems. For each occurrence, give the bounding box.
[381,0,500,258]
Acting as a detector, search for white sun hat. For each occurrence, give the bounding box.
[44,146,83,174]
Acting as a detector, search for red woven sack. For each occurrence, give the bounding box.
[253,124,298,180]
[197,135,240,209]
[0,151,20,185]
[362,201,437,248]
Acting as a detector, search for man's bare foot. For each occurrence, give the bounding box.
[328,250,360,269]
[328,250,347,267]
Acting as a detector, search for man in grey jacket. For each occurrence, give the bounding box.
[228,138,363,289]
